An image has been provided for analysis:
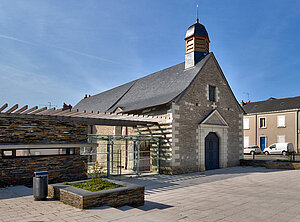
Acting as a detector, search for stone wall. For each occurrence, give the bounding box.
[171,55,243,174]
[240,159,269,168]
[0,154,88,187]
[0,114,88,143]
[49,179,144,209]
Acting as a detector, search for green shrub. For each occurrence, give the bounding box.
[64,180,122,192]
[83,161,104,183]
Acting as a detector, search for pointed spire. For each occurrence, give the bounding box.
[196,4,199,23]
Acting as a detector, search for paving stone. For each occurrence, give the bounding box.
[2,167,300,221]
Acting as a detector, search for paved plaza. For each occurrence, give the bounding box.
[1,166,300,221]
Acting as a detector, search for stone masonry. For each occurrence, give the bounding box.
[48,179,144,209]
[0,114,88,143]
[0,114,89,187]
[171,55,243,174]
[0,154,88,187]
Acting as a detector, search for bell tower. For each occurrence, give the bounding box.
[185,5,210,69]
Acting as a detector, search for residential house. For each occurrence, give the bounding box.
[242,97,300,152]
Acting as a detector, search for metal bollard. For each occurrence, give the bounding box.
[33,171,48,201]
[293,151,295,161]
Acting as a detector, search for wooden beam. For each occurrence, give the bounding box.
[5,104,18,114]
[38,108,56,115]
[0,103,8,113]
[30,107,47,114]
[47,109,72,116]
[23,106,38,114]
[60,111,86,117]
[14,105,28,114]
[42,108,63,116]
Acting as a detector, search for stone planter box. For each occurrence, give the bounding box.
[240,159,300,170]
[240,159,270,168]
[48,179,144,209]
[265,161,300,170]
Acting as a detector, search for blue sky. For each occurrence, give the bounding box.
[0,0,299,109]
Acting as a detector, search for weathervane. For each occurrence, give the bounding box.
[196,4,199,23]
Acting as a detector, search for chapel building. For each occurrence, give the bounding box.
[74,19,244,174]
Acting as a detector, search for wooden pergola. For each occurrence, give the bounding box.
[0,103,170,126]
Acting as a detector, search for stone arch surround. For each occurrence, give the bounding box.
[197,125,228,171]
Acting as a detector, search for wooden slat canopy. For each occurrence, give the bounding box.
[0,103,170,126]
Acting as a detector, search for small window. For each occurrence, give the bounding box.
[244,136,249,147]
[243,119,249,130]
[278,135,285,143]
[277,116,285,127]
[270,145,276,149]
[209,85,216,102]
[259,117,266,128]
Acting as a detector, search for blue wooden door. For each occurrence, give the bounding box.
[260,137,266,151]
[205,132,219,170]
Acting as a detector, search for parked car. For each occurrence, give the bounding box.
[244,146,261,155]
[263,143,294,156]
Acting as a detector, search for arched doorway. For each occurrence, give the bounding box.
[205,132,219,170]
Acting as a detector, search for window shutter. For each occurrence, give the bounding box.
[244,136,249,147]
[277,135,285,143]
[243,119,249,130]
[277,116,285,127]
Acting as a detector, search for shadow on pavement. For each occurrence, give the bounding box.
[0,186,32,200]
[122,166,285,195]
[118,200,173,212]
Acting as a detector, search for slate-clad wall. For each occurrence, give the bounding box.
[0,114,88,143]
[0,154,88,187]
[0,114,89,187]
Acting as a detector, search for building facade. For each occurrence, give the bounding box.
[75,19,244,174]
[242,97,300,152]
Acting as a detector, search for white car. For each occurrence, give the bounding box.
[244,146,261,155]
[264,143,294,156]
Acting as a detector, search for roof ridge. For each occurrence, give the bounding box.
[91,62,185,98]
[74,55,211,113]
[106,80,138,112]
[246,95,300,104]
[171,53,212,103]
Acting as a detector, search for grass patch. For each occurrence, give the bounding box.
[63,179,123,192]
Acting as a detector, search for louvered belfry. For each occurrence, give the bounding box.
[185,21,210,69]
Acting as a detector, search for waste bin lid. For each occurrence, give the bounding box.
[34,171,48,177]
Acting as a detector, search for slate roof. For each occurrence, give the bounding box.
[243,96,300,114]
[74,53,211,113]
[185,22,209,40]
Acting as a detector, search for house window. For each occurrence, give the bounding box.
[277,116,285,127]
[244,136,249,147]
[278,135,285,143]
[259,117,266,128]
[243,119,249,130]
[209,85,216,102]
